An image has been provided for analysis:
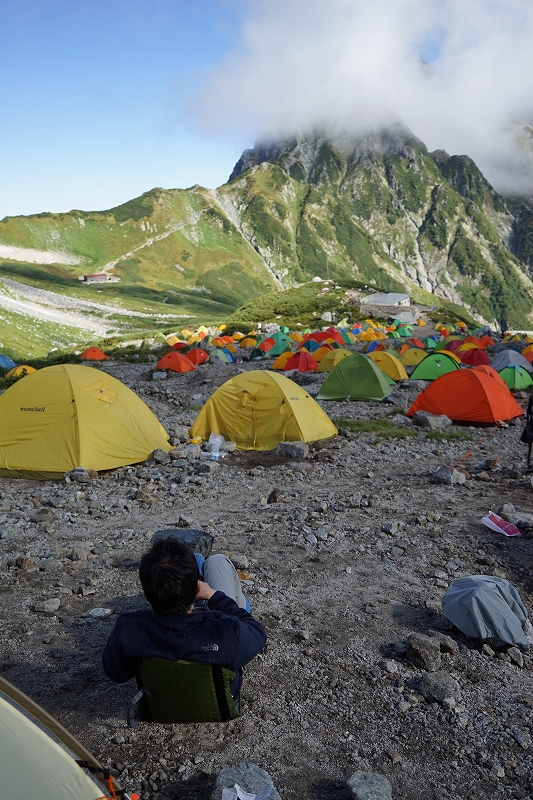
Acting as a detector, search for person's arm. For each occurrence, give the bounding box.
[206,590,267,668]
[102,617,136,683]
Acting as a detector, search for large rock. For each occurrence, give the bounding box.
[431,467,466,486]
[347,771,392,800]
[35,597,60,614]
[413,411,452,430]
[506,513,533,529]
[210,762,282,800]
[418,670,461,705]
[406,633,442,671]
[151,528,214,558]
[273,441,309,459]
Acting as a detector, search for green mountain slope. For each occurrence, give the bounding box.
[2,123,533,336]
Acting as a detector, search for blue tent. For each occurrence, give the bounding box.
[0,355,17,370]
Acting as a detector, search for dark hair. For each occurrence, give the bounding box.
[139,539,199,614]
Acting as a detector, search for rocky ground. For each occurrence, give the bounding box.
[1,353,533,800]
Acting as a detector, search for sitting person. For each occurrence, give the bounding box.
[102,538,266,705]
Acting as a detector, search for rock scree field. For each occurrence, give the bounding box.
[0,351,533,800]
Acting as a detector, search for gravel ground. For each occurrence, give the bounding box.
[1,354,532,800]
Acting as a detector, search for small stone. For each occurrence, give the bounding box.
[506,513,533,529]
[418,671,461,705]
[482,644,495,658]
[406,633,442,671]
[442,697,456,710]
[498,503,516,518]
[507,647,524,667]
[71,546,88,562]
[305,533,318,545]
[87,607,112,618]
[230,553,249,570]
[378,659,398,674]
[315,528,328,541]
[347,770,392,800]
[512,730,532,749]
[196,461,220,474]
[210,762,282,800]
[431,467,466,486]
[397,700,411,713]
[267,488,281,504]
[35,597,61,613]
[381,521,400,535]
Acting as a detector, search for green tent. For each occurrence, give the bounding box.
[434,341,447,351]
[318,353,394,401]
[268,341,293,357]
[499,366,533,391]
[249,348,266,361]
[410,352,460,381]
[423,337,437,350]
[281,326,290,333]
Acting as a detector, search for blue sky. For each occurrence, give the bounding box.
[0,0,250,218]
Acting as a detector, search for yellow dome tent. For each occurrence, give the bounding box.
[368,351,409,381]
[190,371,337,450]
[400,348,428,367]
[317,348,353,373]
[0,365,171,479]
[6,365,37,379]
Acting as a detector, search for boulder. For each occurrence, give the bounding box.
[418,670,461,705]
[274,441,310,459]
[210,762,282,800]
[347,771,393,800]
[406,633,442,671]
[413,411,452,430]
[152,449,171,465]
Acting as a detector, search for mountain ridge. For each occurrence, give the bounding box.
[1,124,533,332]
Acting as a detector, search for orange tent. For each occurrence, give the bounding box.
[396,344,410,357]
[157,352,196,373]
[80,347,109,361]
[473,364,509,389]
[480,335,495,347]
[406,337,425,349]
[522,350,533,365]
[186,348,208,365]
[258,337,276,352]
[312,345,334,363]
[407,370,523,424]
[284,352,319,372]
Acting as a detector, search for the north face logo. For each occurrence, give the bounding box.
[202,643,219,651]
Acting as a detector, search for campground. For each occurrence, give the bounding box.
[1,354,533,800]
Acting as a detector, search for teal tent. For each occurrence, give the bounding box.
[318,353,394,401]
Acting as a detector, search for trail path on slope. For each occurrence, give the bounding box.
[0,279,184,334]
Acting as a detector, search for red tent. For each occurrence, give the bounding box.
[522,351,533,365]
[185,348,208,365]
[157,352,196,373]
[464,335,487,348]
[458,348,489,367]
[171,342,188,350]
[444,339,463,353]
[80,347,109,361]
[406,337,425,349]
[407,370,522,424]
[283,352,319,372]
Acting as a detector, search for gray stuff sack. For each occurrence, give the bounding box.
[442,575,531,653]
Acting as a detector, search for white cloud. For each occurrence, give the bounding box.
[194,0,533,193]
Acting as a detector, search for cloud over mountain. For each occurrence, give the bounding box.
[194,0,533,193]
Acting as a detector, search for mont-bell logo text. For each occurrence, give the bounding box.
[20,406,45,412]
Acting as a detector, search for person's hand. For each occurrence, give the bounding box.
[196,580,216,601]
